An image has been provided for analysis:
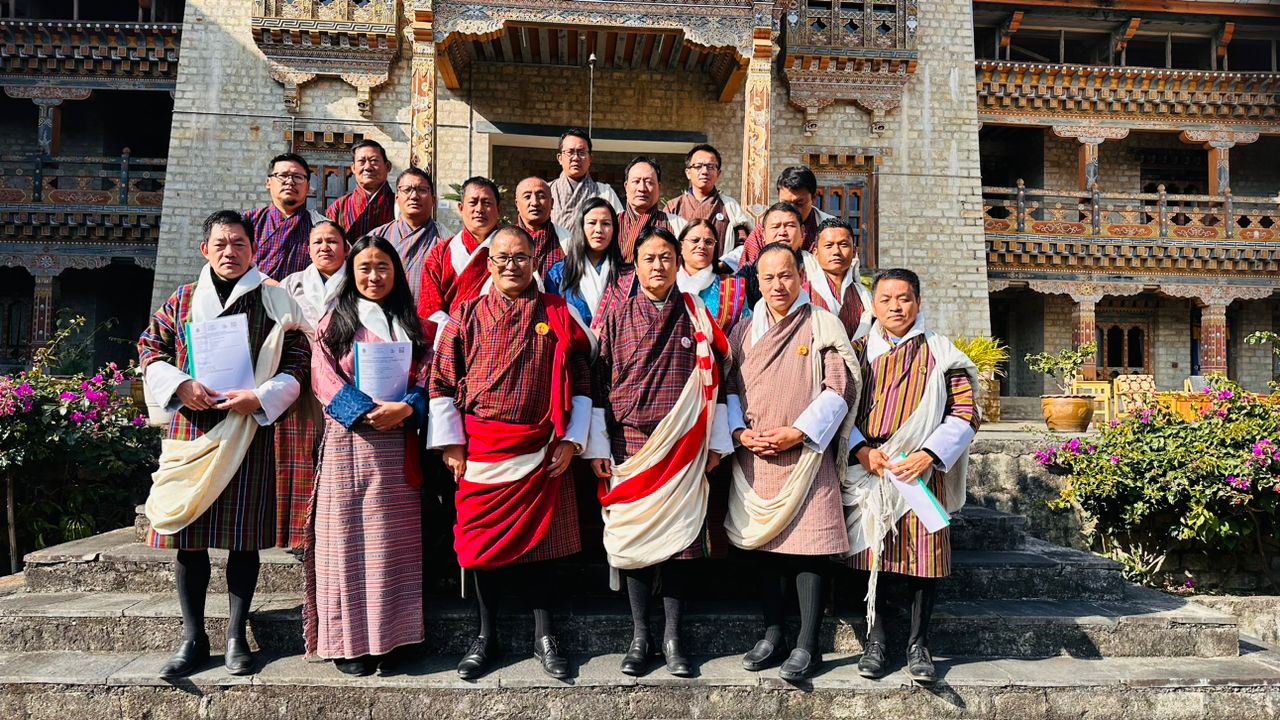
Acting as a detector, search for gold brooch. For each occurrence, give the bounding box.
[798,345,809,356]
[535,322,550,336]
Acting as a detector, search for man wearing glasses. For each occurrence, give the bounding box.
[370,167,450,299]
[326,139,396,240]
[244,153,328,281]
[548,128,623,228]
[664,144,754,259]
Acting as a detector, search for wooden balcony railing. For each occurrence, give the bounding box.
[983,182,1280,243]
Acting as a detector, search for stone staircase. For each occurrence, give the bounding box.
[0,504,1277,719]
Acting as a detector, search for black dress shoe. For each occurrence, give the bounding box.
[662,638,692,677]
[619,635,651,677]
[534,635,570,679]
[224,637,255,675]
[334,656,374,676]
[778,648,821,682]
[457,636,498,680]
[158,635,210,679]
[857,641,887,679]
[741,637,789,671]
[907,643,937,684]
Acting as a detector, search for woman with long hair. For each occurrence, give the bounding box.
[676,219,750,332]
[545,197,636,329]
[303,235,430,676]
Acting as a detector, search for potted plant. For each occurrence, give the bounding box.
[954,336,1009,422]
[1025,342,1097,432]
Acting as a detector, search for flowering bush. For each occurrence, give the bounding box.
[1040,376,1280,591]
[0,317,159,569]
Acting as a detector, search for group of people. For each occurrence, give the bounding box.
[137,130,980,687]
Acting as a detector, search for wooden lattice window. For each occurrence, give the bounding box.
[815,181,878,269]
[792,0,913,50]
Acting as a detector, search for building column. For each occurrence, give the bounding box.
[1051,125,1130,191]
[408,8,436,174]
[1200,303,1229,376]
[739,27,773,224]
[1178,130,1260,196]
[30,275,54,350]
[3,86,93,156]
[1072,296,1099,380]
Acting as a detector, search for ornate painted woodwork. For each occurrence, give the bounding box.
[0,19,181,91]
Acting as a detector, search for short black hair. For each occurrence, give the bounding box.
[268,152,311,177]
[559,128,592,153]
[491,224,534,252]
[777,165,818,196]
[311,219,349,246]
[351,139,389,164]
[635,226,679,257]
[755,242,803,272]
[202,210,254,245]
[624,156,662,183]
[460,176,501,205]
[396,167,435,194]
[685,143,722,168]
[763,201,803,228]
[871,268,922,299]
[816,217,856,243]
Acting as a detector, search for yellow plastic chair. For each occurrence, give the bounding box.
[1070,380,1112,423]
[1113,374,1157,418]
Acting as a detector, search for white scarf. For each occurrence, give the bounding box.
[191,265,266,323]
[802,253,873,341]
[449,230,492,276]
[297,264,346,328]
[356,298,407,343]
[676,265,716,295]
[579,256,611,317]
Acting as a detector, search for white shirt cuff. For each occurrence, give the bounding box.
[922,416,977,472]
[583,407,612,460]
[709,402,733,456]
[429,311,451,352]
[726,394,746,437]
[427,396,466,448]
[144,360,191,412]
[847,425,868,450]
[563,395,592,451]
[792,388,851,454]
[252,373,301,426]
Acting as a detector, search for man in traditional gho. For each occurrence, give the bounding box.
[327,139,396,239]
[549,128,624,228]
[514,176,571,275]
[587,227,733,678]
[417,176,502,348]
[244,153,329,281]
[429,226,594,681]
[725,166,834,271]
[617,156,687,264]
[843,268,980,684]
[370,167,448,299]
[139,210,310,679]
[724,243,861,681]
[663,144,754,259]
[804,218,873,341]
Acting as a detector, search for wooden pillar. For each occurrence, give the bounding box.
[1072,296,1098,379]
[34,99,63,156]
[1078,140,1101,191]
[408,9,436,174]
[1178,130,1259,196]
[1052,125,1128,192]
[30,274,54,351]
[1200,303,1228,376]
[740,27,773,224]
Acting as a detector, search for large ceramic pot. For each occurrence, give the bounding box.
[1040,395,1094,432]
[979,375,1001,423]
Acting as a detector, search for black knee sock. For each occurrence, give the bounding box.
[908,577,938,648]
[514,562,556,641]
[794,560,826,655]
[755,553,787,647]
[225,550,260,641]
[471,569,500,640]
[623,566,655,640]
[175,550,211,642]
[659,562,687,644]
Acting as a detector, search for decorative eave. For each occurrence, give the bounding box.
[251,0,400,118]
[0,19,180,91]
[783,53,918,135]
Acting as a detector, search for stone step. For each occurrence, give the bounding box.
[0,645,1277,720]
[131,504,1030,552]
[0,587,1239,658]
[26,531,1121,602]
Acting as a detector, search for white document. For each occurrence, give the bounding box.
[355,341,413,402]
[187,314,256,397]
[885,468,951,534]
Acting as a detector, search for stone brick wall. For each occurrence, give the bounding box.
[767,0,990,338]
[1233,298,1278,392]
[1040,294,1075,395]
[1154,298,1192,390]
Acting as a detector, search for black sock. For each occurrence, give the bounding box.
[755,552,787,647]
[659,561,687,644]
[794,560,826,655]
[623,566,655,640]
[908,577,938,648]
[225,550,260,641]
[517,562,556,641]
[471,569,500,640]
[175,549,211,642]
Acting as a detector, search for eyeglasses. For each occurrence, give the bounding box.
[488,254,532,267]
[684,237,716,247]
[269,172,308,185]
[686,163,721,172]
[398,186,432,196]
[558,149,590,158]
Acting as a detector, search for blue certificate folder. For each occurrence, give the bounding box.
[353,341,412,402]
